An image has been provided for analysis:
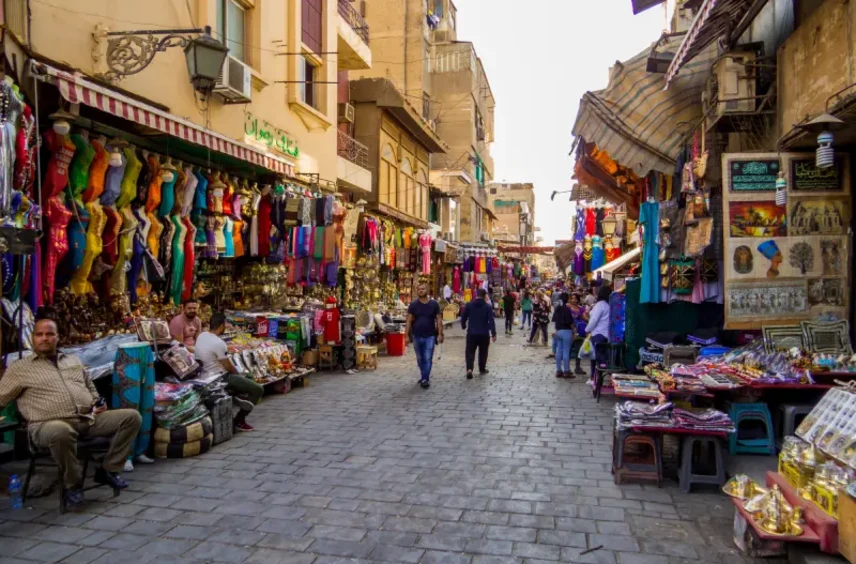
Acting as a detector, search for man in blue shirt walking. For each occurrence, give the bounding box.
[461,289,497,380]
[406,283,444,389]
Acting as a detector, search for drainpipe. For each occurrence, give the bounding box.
[403,0,408,94]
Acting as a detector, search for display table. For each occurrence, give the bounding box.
[765,471,839,553]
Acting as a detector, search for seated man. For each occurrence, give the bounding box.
[0,318,142,507]
[169,298,202,351]
[194,313,263,432]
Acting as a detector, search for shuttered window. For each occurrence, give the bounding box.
[302,0,323,54]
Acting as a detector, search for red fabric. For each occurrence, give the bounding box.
[43,196,72,304]
[321,308,341,343]
[257,195,272,257]
[585,208,596,236]
[605,247,620,263]
[42,130,76,201]
[182,217,196,300]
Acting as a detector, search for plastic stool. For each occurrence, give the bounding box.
[777,404,813,439]
[613,430,662,486]
[678,435,727,493]
[728,402,775,456]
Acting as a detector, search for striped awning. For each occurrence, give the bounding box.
[32,62,296,177]
[665,0,754,86]
[572,34,716,175]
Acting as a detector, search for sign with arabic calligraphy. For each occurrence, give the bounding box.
[791,158,842,192]
[244,113,299,159]
[730,159,780,192]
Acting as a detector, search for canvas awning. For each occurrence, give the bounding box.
[572,34,716,176]
[665,0,755,86]
[31,62,296,176]
[591,247,641,280]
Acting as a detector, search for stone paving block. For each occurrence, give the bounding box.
[462,510,511,525]
[211,527,267,546]
[307,524,367,542]
[433,521,487,538]
[511,541,561,561]
[381,515,437,533]
[416,534,469,552]
[408,505,463,521]
[184,541,254,562]
[486,525,537,543]
[80,516,133,533]
[57,547,109,564]
[535,529,587,548]
[245,548,318,564]
[587,534,640,552]
[465,538,514,556]
[470,555,522,564]
[421,550,473,564]
[17,541,82,563]
[370,543,425,563]
[364,530,418,546]
[309,539,376,559]
[559,547,618,563]
[508,514,554,530]
[615,553,670,564]
[2,535,38,556]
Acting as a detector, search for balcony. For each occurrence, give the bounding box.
[337,0,372,70]
[337,130,372,193]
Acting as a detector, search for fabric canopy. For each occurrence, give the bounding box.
[591,247,641,279]
[572,34,716,175]
[32,62,296,176]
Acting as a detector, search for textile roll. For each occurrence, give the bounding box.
[112,342,155,459]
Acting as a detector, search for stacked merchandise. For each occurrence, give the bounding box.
[152,382,213,459]
[615,401,674,430]
[341,315,357,371]
[673,407,734,433]
[611,374,660,399]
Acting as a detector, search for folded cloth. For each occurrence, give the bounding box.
[687,327,719,346]
[646,331,682,349]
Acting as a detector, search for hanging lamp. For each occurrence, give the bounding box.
[798,112,845,169]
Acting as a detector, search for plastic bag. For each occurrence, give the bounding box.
[578,336,594,359]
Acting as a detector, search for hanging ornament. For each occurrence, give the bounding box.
[816,131,835,169]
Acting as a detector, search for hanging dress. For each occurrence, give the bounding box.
[591,235,605,271]
[639,200,661,304]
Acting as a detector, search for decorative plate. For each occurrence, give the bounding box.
[801,320,853,354]
[762,325,806,353]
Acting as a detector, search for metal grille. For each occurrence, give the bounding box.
[337,129,369,169]
[4,0,28,44]
[338,0,370,45]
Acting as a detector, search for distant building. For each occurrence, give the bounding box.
[488,183,536,245]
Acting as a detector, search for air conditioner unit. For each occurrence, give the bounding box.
[708,51,756,120]
[432,30,449,43]
[338,103,355,124]
[213,55,252,103]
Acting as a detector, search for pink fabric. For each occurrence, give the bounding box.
[419,232,432,275]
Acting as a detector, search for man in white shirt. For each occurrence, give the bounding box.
[195,313,263,432]
[443,283,452,301]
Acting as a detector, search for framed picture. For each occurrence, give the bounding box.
[790,157,843,193]
[801,319,853,354]
[789,197,848,236]
[728,159,780,192]
[728,201,787,238]
[761,325,806,353]
[726,280,808,322]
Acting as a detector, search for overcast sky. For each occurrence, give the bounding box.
[454,0,669,245]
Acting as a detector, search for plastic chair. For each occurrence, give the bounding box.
[728,402,776,456]
[777,404,813,440]
[613,429,662,486]
[678,435,727,493]
[593,343,625,402]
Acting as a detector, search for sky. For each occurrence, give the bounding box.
[453,0,670,245]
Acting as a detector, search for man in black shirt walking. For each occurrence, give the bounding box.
[461,289,497,380]
[502,289,516,336]
[406,283,444,389]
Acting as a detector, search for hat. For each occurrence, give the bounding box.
[757,240,781,260]
[325,296,338,305]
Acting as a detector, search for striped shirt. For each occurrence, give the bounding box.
[0,353,98,427]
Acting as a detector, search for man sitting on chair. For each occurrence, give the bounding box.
[0,318,142,508]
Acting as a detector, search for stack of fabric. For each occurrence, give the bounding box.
[615,401,674,430]
[673,407,734,433]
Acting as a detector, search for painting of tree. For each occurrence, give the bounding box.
[789,242,814,275]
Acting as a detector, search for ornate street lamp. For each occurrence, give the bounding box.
[98,25,228,95]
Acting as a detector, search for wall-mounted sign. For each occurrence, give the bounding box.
[244,113,299,159]
[790,158,843,192]
[729,159,780,191]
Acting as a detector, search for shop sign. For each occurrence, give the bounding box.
[244,113,299,159]
[729,159,779,192]
[790,157,843,192]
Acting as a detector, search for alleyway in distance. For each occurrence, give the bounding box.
[2,327,770,564]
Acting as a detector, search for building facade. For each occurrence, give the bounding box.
[488,182,536,246]
[7,0,373,193]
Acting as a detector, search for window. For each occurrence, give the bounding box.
[215,0,246,62]
[422,93,431,121]
[297,56,318,110]
[475,108,485,141]
[302,0,323,54]
[380,144,397,207]
[434,0,444,17]
[400,158,414,217]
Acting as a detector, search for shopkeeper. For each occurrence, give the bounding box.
[0,319,142,508]
[194,313,263,433]
[169,299,202,350]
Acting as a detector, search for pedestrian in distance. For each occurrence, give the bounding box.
[585,285,612,379]
[406,283,444,389]
[528,290,549,346]
[519,290,533,330]
[502,288,516,336]
[552,292,576,378]
[461,288,497,379]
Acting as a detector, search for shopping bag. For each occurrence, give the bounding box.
[578,336,594,359]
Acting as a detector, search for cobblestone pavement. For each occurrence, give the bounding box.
[0,326,768,564]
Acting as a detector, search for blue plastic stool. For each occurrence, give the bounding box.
[728,402,775,456]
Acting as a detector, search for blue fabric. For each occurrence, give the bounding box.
[555,329,573,373]
[413,336,436,382]
[639,201,660,304]
[520,310,532,329]
[101,154,126,206]
[112,343,155,459]
[461,299,496,337]
[193,170,208,211]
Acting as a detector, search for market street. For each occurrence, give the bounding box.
[1,327,769,564]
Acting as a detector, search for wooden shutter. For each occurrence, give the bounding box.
[302,0,323,53]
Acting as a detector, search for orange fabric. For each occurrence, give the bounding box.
[82,138,109,203]
[144,155,163,214]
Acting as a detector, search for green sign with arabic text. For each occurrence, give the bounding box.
[244,113,299,159]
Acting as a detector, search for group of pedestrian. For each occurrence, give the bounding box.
[551,285,611,378]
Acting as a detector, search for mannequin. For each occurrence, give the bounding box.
[82,135,109,203]
[208,171,225,214]
[320,296,341,343]
[128,214,146,304]
[221,175,234,216]
[41,126,76,202]
[171,164,186,215]
[100,140,126,207]
[70,200,106,295]
[192,211,207,246]
[66,200,90,278]
[249,185,261,256]
[573,240,585,276]
[169,215,187,305]
[591,235,605,271]
[100,205,122,279]
[111,206,137,295]
[68,130,95,203]
[144,154,163,214]
[223,216,234,258]
[116,146,141,209]
[180,165,197,216]
[43,195,73,304]
[419,231,432,275]
[132,149,151,208]
[205,216,217,258]
[157,157,177,217]
[233,218,245,257]
[181,216,196,300]
[193,169,209,211]
[14,104,36,195]
[146,210,163,259]
[257,187,272,257]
